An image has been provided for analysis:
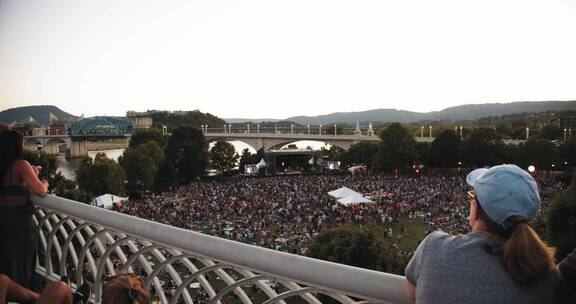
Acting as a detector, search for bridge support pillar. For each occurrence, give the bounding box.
[44,143,60,155]
[67,140,89,159]
[256,138,264,151]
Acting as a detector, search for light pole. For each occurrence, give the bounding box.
[420,126,424,138]
[223,124,227,133]
[291,124,294,134]
[334,125,337,136]
[257,124,260,134]
[247,124,250,133]
[319,125,322,135]
[526,126,530,140]
[460,126,463,139]
[429,125,432,139]
[307,124,310,135]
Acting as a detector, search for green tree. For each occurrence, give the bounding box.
[129,128,166,148]
[119,141,165,193]
[559,139,576,169]
[336,142,378,168]
[429,130,461,167]
[461,128,505,167]
[147,110,225,131]
[210,141,239,174]
[545,178,576,260]
[165,125,209,183]
[154,160,177,191]
[510,122,528,140]
[415,142,431,166]
[238,148,265,173]
[308,224,405,274]
[239,148,254,171]
[495,123,513,139]
[282,144,298,150]
[538,125,562,141]
[373,123,418,172]
[50,172,92,203]
[320,145,345,161]
[501,143,522,165]
[76,153,126,196]
[520,137,559,170]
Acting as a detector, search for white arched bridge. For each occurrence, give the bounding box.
[204,132,388,151]
[32,193,409,304]
[202,124,433,151]
[202,125,524,151]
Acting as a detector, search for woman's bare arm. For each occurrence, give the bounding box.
[405,279,416,303]
[16,160,48,197]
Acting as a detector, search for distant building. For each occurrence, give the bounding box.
[47,124,67,135]
[126,112,153,129]
[527,113,576,129]
[32,127,47,136]
[11,126,33,136]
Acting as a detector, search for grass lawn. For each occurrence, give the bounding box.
[381,217,428,251]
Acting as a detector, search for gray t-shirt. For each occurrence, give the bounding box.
[405,231,558,304]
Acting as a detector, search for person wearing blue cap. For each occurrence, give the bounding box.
[404,164,559,304]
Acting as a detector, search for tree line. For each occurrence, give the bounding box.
[337,123,576,173]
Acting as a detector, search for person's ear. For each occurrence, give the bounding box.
[471,199,481,221]
[468,199,476,222]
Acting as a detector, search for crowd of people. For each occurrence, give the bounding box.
[114,171,566,257]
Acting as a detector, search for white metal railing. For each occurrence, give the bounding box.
[31,194,409,304]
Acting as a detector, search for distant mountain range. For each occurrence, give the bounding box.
[226,101,576,125]
[3,100,575,127]
[0,105,78,126]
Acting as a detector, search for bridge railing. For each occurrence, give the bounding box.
[32,194,409,304]
[204,127,370,136]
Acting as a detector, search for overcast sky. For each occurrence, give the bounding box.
[1,0,575,119]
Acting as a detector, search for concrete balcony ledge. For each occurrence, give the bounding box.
[31,194,409,304]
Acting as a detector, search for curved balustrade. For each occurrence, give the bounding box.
[31,194,409,304]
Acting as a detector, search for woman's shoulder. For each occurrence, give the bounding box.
[11,159,29,166]
[420,230,487,250]
[421,230,451,244]
[11,159,32,173]
[7,160,34,180]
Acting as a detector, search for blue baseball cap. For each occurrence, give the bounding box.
[466,164,541,227]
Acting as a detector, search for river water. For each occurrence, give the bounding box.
[57,140,327,180]
[56,149,125,180]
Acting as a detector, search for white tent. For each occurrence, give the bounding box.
[92,194,127,209]
[256,158,267,168]
[337,194,373,206]
[348,165,367,173]
[328,187,358,199]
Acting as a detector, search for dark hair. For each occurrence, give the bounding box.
[0,130,24,182]
[476,202,556,285]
